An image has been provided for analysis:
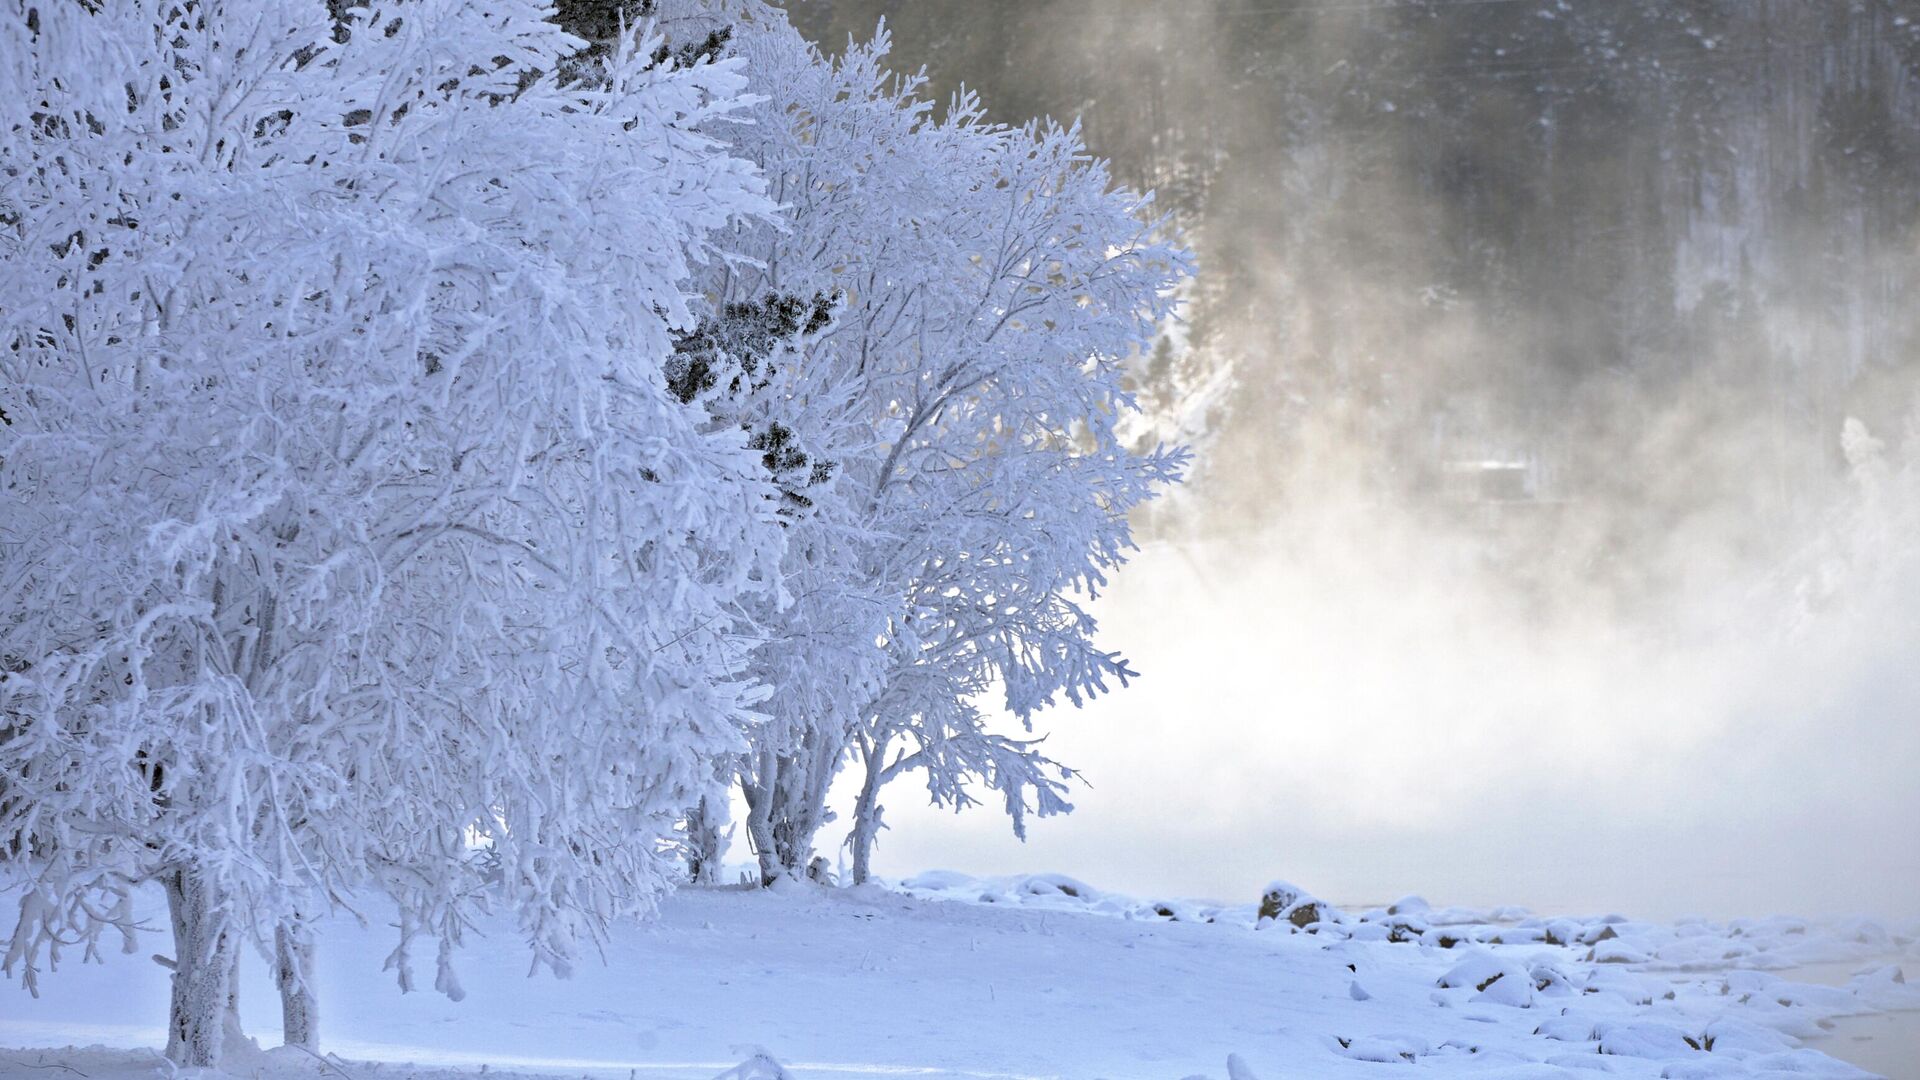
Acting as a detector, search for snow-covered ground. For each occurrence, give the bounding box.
[4,874,1917,1080]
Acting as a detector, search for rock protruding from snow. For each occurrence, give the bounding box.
[1256,880,1326,930]
[1332,1033,1427,1063]
[1436,952,1535,1007]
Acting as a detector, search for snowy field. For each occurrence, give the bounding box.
[4,874,1917,1080]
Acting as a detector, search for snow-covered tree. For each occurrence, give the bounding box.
[846,692,1081,887]
[662,282,885,885]
[1,0,776,1063]
[661,7,1190,883]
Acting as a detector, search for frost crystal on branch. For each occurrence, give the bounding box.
[1,0,777,1062]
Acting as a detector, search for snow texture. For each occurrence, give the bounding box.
[5,873,1917,1079]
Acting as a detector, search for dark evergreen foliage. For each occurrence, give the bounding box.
[553,0,656,44]
[667,292,840,508]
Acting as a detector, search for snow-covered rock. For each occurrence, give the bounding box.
[1256,879,1327,929]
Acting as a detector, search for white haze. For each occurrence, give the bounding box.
[833,533,1920,921]
[804,455,1920,922]
[773,1,1920,925]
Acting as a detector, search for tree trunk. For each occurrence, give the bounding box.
[225,950,247,1051]
[685,795,725,886]
[743,741,841,886]
[163,867,240,1068]
[740,758,783,887]
[848,803,881,886]
[771,731,841,879]
[848,739,887,886]
[275,916,319,1051]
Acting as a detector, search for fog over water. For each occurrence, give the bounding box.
[840,526,1920,921]
[785,1,1920,921]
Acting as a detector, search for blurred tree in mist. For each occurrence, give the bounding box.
[786,0,1920,592]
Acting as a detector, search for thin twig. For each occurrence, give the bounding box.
[2,1058,90,1078]
[288,1044,357,1080]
